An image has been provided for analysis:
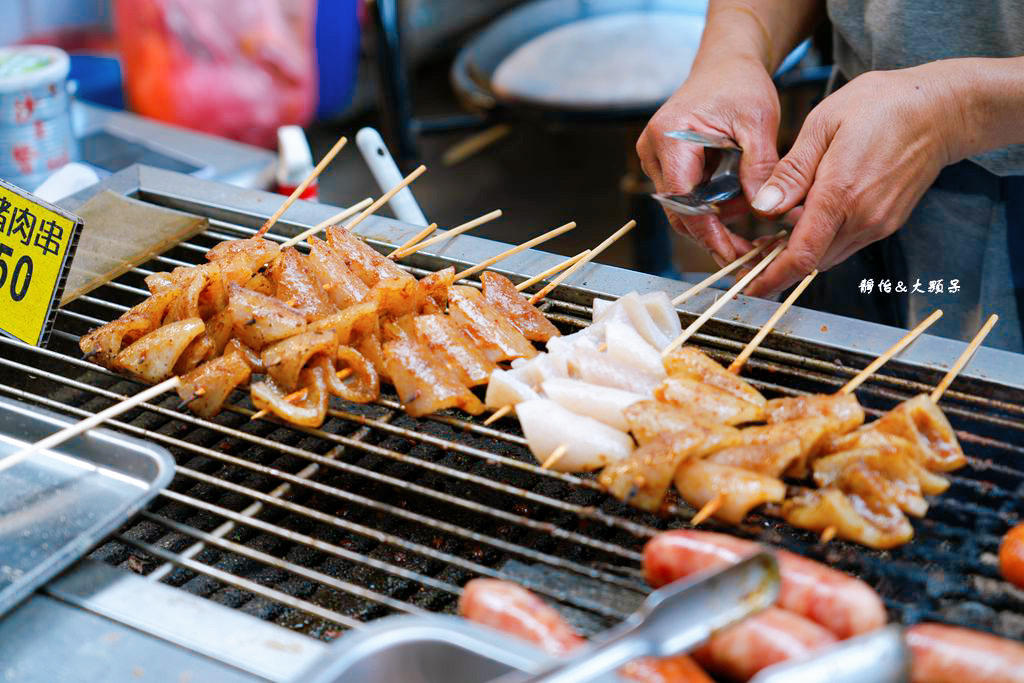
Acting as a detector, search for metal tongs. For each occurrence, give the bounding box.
[490,552,780,683]
[488,549,910,683]
[652,129,742,215]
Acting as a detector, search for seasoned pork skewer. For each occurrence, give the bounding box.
[779,313,992,547]
[9,145,383,469]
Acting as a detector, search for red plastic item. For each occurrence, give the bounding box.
[113,0,317,148]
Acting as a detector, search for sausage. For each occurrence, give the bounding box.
[906,623,1024,683]
[999,523,1024,589]
[643,530,887,639]
[694,607,837,681]
[459,578,584,656]
[458,579,712,683]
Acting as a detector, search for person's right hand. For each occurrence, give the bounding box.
[636,55,782,266]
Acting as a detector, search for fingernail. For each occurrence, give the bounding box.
[751,185,783,213]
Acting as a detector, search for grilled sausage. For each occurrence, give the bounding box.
[694,607,837,680]
[906,623,1024,683]
[459,578,583,656]
[459,579,712,682]
[643,530,886,639]
[999,523,1024,589]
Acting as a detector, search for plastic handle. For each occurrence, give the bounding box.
[355,127,428,226]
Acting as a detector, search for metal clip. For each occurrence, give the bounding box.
[652,129,742,216]
[491,551,780,683]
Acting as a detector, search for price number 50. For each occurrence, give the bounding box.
[0,244,33,302]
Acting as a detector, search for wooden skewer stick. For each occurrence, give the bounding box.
[338,164,429,241]
[671,230,787,306]
[453,221,577,281]
[0,376,182,474]
[727,270,819,374]
[388,222,439,258]
[541,444,569,470]
[529,220,637,305]
[250,368,353,421]
[662,243,787,357]
[820,525,838,544]
[250,387,309,421]
[258,135,348,235]
[839,309,943,394]
[515,250,590,292]
[930,313,999,403]
[483,405,513,426]
[279,197,374,249]
[691,493,723,527]
[390,208,502,260]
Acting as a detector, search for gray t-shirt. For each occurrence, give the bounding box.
[827,0,1024,176]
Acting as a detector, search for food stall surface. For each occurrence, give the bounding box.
[0,166,1021,681]
[72,100,276,190]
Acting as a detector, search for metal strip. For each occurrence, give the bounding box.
[44,559,326,681]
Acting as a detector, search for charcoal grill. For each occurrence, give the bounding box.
[2,165,1023,680]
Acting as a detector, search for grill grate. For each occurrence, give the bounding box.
[4,207,1024,645]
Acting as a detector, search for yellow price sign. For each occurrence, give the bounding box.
[0,179,82,346]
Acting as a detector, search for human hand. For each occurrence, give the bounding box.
[745,63,964,297]
[637,55,782,266]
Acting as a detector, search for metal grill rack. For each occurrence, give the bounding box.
[5,166,1024,654]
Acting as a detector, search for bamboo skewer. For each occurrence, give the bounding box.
[388,223,439,258]
[528,220,637,305]
[257,135,348,236]
[515,250,590,292]
[671,230,787,306]
[839,309,944,394]
[324,165,428,246]
[0,377,182,474]
[453,222,577,281]
[691,493,722,527]
[390,209,503,260]
[820,526,838,544]
[279,197,374,249]
[483,405,513,426]
[250,369,353,422]
[930,314,999,403]
[541,444,569,470]
[727,270,819,374]
[250,388,309,421]
[662,243,787,357]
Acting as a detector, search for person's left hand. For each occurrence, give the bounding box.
[744,61,966,297]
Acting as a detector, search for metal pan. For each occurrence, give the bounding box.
[450,0,808,122]
[0,395,175,617]
[297,615,624,683]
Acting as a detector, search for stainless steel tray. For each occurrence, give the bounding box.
[297,615,624,683]
[0,395,175,616]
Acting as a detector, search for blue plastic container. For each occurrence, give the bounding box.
[69,54,124,110]
[315,0,360,119]
[0,45,77,191]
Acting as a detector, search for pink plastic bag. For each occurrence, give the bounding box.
[114,0,317,148]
